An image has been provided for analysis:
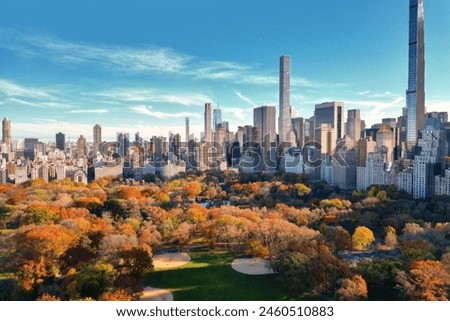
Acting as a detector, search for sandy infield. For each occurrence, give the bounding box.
[152,252,191,269]
[231,257,275,275]
[140,287,173,301]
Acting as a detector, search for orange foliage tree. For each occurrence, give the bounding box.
[335,274,368,300]
[396,260,450,301]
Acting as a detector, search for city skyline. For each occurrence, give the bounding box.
[0,0,449,141]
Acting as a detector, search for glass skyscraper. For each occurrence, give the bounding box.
[406,0,425,152]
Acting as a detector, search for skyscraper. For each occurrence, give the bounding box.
[204,103,213,143]
[213,107,222,130]
[253,106,276,143]
[279,55,292,143]
[185,117,190,142]
[314,102,345,143]
[77,135,87,159]
[55,132,65,151]
[291,117,305,147]
[2,117,11,152]
[93,124,102,153]
[346,109,361,142]
[406,0,425,151]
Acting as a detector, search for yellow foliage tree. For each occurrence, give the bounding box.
[352,226,375,251]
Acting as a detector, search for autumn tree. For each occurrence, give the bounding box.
[335,274,368,300]
[74,196,103,216]
[352,226,375,251]
[22,203,59,225]
[172,222,193,246]
[16,257,52,292]
[99,234,138,259]
[116,247,153,278]
[186,203,208,223]
[401,240,435,260]
[37,293,61,301]
[99,289,132,301]
[396,260,450,301]
[294,183,311,197]
[116,186,141,200]
[0,205,13,229]
[185,181,202,198]
[325,227,352,252]
[16,225,79,260]
[103,199,126,220]
[384,226,398,248]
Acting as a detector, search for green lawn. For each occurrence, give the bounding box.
[144,251,288,301]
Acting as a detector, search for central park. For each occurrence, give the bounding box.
[1,171,449,301]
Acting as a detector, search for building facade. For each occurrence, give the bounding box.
[406,0,425,151]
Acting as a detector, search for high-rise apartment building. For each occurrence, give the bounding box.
[406,0,425,151]
[55,132,65,151]
[279,55,292,143]
[185,117,190,142]
[253,106,276,143]
[77,135,87,159]
[93,124,102,153]
[291,117,305,148]
[314,102,345,146]
[213,108,222,131]
[346,109,361,142]
[2,117,11,152]
[204,103,213,143]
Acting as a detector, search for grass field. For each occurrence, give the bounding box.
[144,251,288,301]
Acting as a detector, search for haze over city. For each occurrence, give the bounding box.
[0,0,449,140]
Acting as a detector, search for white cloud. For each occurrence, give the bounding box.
[0,29,347,90]
[235,92,257,107]
[426,100,450,113]
[0,29,191,74]
[221,107,251,121]
[94,88,211,107]
[129,105,201,119]
[0,79,55,99]
[70,109,109,114]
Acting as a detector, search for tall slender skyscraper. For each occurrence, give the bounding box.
[204,103,213,142]
[185,117,190,142]
[279,55,292,143]
[93,124,102,153]
[2,117,11,152]
[406,0,425,151]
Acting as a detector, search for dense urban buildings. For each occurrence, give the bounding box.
[0,0,449,199]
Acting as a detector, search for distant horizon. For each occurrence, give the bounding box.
[1,0,449,141]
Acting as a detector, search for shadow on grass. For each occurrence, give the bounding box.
[144,252,288,301]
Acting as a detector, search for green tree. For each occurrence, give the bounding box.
[277,252,313,295]
[65,263,115,300]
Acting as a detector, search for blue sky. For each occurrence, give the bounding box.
[0,0,449,141]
